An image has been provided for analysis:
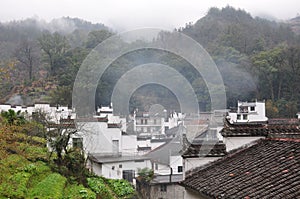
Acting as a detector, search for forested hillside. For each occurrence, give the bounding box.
[0,17,111,106]
[180,6,300,117]
[289,16,300,34]
[0,7,300,117]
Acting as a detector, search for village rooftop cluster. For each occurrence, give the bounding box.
[1,100,299,198]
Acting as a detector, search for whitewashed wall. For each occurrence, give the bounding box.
[79,122,122,154]
[122,135,138,155]
[183,157,221,179]
[153,162,171,175]
[170,155,183,174]
[224,136,264,152]
[91,159,151,181]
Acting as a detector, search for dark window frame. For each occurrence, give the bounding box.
[72,138,83,149]
[160,184,167,192]
[178,166,183,173]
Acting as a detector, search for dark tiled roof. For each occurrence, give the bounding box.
[73,117,109,122]
[137,146,151,151]
[268,125,300,138]
[181,132,227,158]
[107,123,122,128]
[180,139,300,199]
[221,119,268,137]
[182,140,227,158]
[268,118,299,125]
[89,153,150,163]
[47,122,76,129]
[221,119,300,138]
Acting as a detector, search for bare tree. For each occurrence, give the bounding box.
[15,40,39,80]
[32,109,90,183]
[32,109,81,164]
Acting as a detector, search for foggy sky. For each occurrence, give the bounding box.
[1,0,299,31]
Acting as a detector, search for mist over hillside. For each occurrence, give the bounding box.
[288,16,300,34]
[0,6,300,117]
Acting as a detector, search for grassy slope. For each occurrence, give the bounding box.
[0,125,135,199]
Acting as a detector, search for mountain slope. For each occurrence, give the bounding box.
[288,16,300,34]
[179,6,300,112]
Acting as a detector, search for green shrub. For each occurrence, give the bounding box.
[63,183,96,199]
[29,173,66,199]
[0,172,31,198]
[87,177,114,199]
[20,143,48,160]
[0,154,30,197]
[107,179,135,198]
[137,168,154,182]
[0,154,29,173]
[26,161,52,188]
[0,159,51,198]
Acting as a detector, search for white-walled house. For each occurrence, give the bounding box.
[146,136,184,176]
[71,106,153,183]
[87,154,151,183]
[220,101,269,152]
[181,137,227,178]
[227,100,268,124]
[0,103,75,123]
[136,174,185,199]
[77,121,123,155]
[222,119,266,152]
[136,137,185,199]
[133,110,184,136]
[134,111,164,135]
[221,100,300,152]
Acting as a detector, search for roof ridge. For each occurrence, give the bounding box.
[268,137,300,142]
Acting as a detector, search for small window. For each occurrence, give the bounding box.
[237,114,241,120]
[119,164,122,168]
[160,184,166,192]
[160,184,167,192]
[141,119,143,124]
[154,119,156,124]
[250,106,255,111]
[112,166,115,170]
[243,114,248,120]
[145,119,148,124]
[155,163,158,170]
[241,107,248,113]
[178,166,183,173]
[72,138,83,149]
